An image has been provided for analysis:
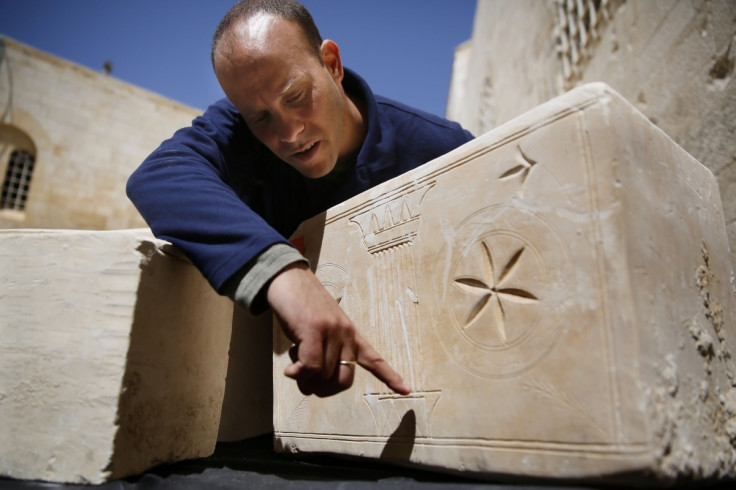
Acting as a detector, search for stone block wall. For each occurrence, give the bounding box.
[0,37,201,231]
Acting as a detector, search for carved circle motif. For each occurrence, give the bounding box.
[434,205,571,379]
[450,231,543,348]
[315,263,361,322]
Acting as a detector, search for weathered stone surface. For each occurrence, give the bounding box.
[0,229,232,484]
[448,0,736,275]
[274,83,736,482]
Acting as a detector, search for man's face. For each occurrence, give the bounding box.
[214,14,350,179]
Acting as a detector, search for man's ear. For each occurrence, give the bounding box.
[320,40,344,83]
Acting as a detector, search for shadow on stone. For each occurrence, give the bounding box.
[380,409,416,462]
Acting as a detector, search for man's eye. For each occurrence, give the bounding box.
[286,92,304,104]
[253,113,269,124]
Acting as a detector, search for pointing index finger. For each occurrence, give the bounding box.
[355,335,412,395]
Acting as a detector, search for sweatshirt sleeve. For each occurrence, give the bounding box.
[221,243,308,315]
[126,98,293,293]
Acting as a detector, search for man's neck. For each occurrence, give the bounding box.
[341,91,368,160]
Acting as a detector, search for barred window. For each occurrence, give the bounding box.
[1,149,35,211]
[554,0,623,88]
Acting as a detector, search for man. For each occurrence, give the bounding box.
[127,0,473,398]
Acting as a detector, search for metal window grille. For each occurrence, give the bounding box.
[1,149,35,211]
[554,0,622,88]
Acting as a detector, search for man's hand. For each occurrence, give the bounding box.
[266,262,411,397]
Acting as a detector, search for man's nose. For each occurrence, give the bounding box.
[276,113,304,143]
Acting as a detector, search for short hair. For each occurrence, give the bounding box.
[211,0,323,68]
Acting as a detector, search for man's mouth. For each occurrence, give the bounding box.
[293,141,319,160]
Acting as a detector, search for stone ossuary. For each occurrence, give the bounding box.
[274,83,736,483]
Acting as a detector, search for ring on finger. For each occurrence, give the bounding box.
[339,360,357,367]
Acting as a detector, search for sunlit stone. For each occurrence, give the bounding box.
[0,229,232,484]
[274,83,736,483]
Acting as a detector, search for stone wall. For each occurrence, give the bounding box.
[0,36,201,230]
[448,0,736,272]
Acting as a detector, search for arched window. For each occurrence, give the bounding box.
[0,123,37,214]
[1,148,35,210]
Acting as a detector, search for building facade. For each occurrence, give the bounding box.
[0,36,201,231]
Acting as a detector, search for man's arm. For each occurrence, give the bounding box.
[223,247,411,397]
[172,225,410,396]
[221,243,306,314]
[126,99,292,293]
[127,100,410,397]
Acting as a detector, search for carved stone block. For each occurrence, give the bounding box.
[274,83,736,482]
[0,229,233,484]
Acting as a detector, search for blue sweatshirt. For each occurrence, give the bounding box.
[127,69,474,293]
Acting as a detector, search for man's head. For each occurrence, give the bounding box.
[211,0,322,67]
[211,0,366,179]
